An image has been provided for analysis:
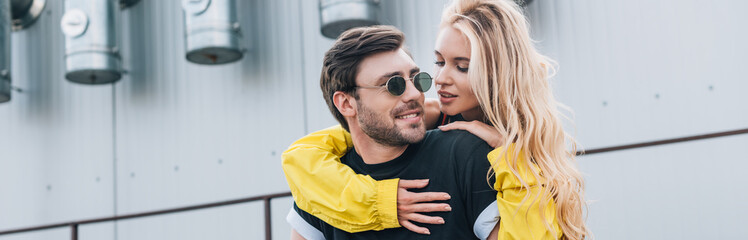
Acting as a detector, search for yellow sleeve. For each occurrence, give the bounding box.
[281,125,401,232]
[487,147,564,240]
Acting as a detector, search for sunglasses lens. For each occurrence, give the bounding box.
[414,72,432,92]
[387,76,406,96]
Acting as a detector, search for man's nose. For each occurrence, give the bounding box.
[400,79,422,102]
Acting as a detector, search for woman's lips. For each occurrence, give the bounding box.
[438,90,457,104]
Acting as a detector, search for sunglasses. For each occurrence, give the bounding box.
[355,72,432,96]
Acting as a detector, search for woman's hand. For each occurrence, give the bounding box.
[397,179,452,235]
[438,120,504,148]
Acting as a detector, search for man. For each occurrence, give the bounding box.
[287,25,499,239]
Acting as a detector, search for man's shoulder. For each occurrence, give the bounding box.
[421,129,493,164]
[424,129,491,150]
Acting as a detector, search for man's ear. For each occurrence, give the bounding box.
[333,91,357,117]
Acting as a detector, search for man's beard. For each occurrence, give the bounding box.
[357,101,426,146]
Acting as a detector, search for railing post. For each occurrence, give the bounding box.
[70,224,78,240]
[264,197,272,240]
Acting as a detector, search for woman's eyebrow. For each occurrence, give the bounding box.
[435,50,469,62]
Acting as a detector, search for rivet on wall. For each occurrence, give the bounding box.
[319,0,380,39]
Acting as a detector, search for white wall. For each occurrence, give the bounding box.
[1,0,746,240]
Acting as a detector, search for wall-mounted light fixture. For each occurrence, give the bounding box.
[1,0,11,103]
[319,0,380,39]
[182,0,243,65]
[61,0,121,84]
[119,0,140,9]
[10,0,45,31]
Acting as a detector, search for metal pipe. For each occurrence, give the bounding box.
[182,0,243,65]
[10,0,44,31]
[319,0,380,39]
[70,224,78,240]
[0,192,293,236]
[61,0,122,84]
[119,0,140,9]
[577,128,748,156]
[0,0,11,103]
[264,198,272,240]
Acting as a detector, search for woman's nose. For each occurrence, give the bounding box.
[434,68,451,86]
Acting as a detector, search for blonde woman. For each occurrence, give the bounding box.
[282,0,589,239]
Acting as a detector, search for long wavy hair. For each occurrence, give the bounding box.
[440,0,590,239]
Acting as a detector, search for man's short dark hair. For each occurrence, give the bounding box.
[320,25,405,131]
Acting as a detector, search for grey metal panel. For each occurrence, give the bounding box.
[525,0,748,149]
[578,134,748,239]
[0,0,115,239]
[115,203,264,240]
[300,0,338,132]
[114,0,304,238]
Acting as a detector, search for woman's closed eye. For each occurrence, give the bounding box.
[456,65,469,73]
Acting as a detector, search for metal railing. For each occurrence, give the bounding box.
[1,127,747,240]
[576,128,748,155]
[0,192,292,240]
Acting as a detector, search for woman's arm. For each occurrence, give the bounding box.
[290,229,307,240]
[282,125,451,233]
[282,125,399,232]
[424,98,442,129]
[488,147,564,240]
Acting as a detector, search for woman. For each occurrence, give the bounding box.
[283,0,589,239]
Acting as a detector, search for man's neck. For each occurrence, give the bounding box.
[348,125,408,165]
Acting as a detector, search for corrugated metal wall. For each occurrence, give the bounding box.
[1,0,746,239]
[525,1,748,239]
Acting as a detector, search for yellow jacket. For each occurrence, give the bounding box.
[282,125,563,239]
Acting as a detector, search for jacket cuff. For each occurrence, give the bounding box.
[487,146,504,164]
[376,178,401,229]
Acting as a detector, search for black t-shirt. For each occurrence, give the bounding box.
[436,112,466,126]
[288,130,498,240]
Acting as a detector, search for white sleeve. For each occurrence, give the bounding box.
[286,208,326,240]
[473,201,500,240]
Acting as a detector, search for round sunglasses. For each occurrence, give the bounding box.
[355,72,432,96]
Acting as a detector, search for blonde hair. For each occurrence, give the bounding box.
[441,0,590,239]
